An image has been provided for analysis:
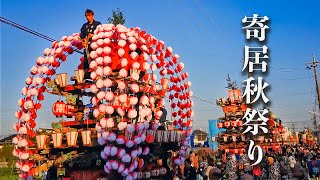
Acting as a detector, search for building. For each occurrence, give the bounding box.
[0,134,15,168]
[193,129,208,147]
[0,134,15,145]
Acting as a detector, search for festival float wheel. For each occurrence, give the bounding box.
[13,24,194,179]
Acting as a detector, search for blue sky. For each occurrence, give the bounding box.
[1,0,320,135]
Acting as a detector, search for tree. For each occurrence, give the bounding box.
[108,8,125,25]
[225,74,238,90]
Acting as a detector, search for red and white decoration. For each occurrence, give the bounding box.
[14,24,193,179]
[14,32,82,179]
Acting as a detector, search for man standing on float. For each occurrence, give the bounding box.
[80,9,101,79]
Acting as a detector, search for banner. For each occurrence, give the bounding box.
[190,132,194,148]
[208,119,225,150]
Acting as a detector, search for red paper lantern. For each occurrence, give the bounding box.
[64,104,75,118]
[231,121,237,127]
[177,102,182,108]
[169,94,174,100]
[239,149,244,155]
[170,103,176,109]
[172,112,177,117]
[237,121,243,127]
[52,61,60,68]
[224,121,230,128]
[217,122,223,128]
[268,119,275,126]
[46,69,56,76]
[37,93,44,101]
[35,103,42,110]
[52,101,67,117]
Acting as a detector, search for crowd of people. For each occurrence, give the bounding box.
[173,145,320,180]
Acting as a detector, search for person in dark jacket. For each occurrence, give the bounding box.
[307,155,315,178]
[184,158,197,180]
[292,162,306,180]
[80,9,101,78]
[158,106,167,130]
[46,166,57,180]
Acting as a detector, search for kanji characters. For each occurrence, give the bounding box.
[242,108,269,135]
[243,45,269,73]
[242,14,271,167]
[248,140,263,166]
[242,14,269,41]
[242,77,269,104]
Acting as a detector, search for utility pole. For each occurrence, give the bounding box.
[307,55,320,112]
[312,101,318,130]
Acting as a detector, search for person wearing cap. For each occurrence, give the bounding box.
[80,9,101,79]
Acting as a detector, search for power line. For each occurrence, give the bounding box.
[192,0,216,26]
[0,16,83,54]
[181,2,215,42]
[1,16,314,110]
[277,113,309,116]
[1,16,55,42]
[1,16,221,108]
[270,67,307,72]
[191,0,230,42]
[268,76,313,81]
[161,0,216,47]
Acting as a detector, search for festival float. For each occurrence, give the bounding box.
[215,77,288,169]
[12,23,194,179]
[299,128,316,146]
[263,111,288,150]
[215,80,248,160]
